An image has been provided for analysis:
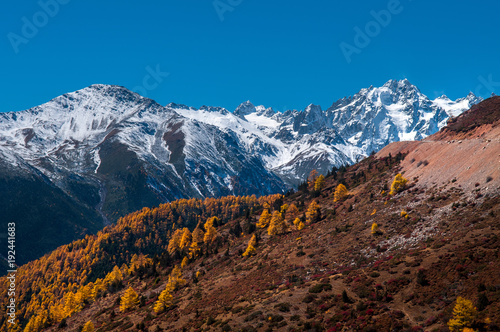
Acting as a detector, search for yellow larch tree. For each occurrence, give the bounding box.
[308,169,319,190]
[179,228,192,249]
[181,256,189,269]
[192,226,205,244]
[314,174,326,191]
[81,321,94,332]
[242,234,257,257]
[293,217,305,230]
[168,265,186,289]
[333,184,349,202]
[447,297,477,332]
[154,287,173,313]
[390,173,408,195]
[120,287,139,312]
[268,211,287,236]
[256,209,271,228]
[371,222,379,235]
[168,229,184,254]
[285,204,299,222]
[305,201,321,223]
[203,217,219,244]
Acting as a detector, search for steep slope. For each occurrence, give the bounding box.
[0,81,480,264]
[2,98,498,332]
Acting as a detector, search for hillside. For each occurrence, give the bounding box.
[0,80,480,265]
[1,98,499,332]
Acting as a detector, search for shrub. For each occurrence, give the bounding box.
[309,283,332,293]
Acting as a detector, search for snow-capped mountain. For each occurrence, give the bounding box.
[0,79,481,263]
[174,79,481,185]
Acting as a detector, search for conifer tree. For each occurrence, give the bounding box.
[305,201,321,223]
[256,209,271,228]
[81,321,94,332]
[168,229,184,254]
[333,184,349,202]
[390,173,408,195]
[179,228,192,249]
[188,241,201,259]
[203,217,219,244]
[285,204,299,222]
[154,287,173,313]
[168,265,186,289]
[314,174,325,191]
[308,169,319,190]
[192,226,204,244]
[181,256,189,269]
[268,211,286,236]
[448,297,477,331]
[242,234,257,257]
[371,222,379,235]
[120,287,139,312]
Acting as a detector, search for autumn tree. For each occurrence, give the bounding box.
[293,217,305,230]
[192,226,204,244]
[306,201,321,223]
[314,174,325,191]
[390,173,408,195]
[154,287,173,313]
[81,321,94,332]
[333,184,349,202]
[308,169,319,190]
[448,297,477,332]
[181,256,189,269]
[256,209,271,228]
[168,229,184,254]
[371,222,379,235]
[268,211,287,236]
[203,217,219,244]
[188,241,201,259]
[179,228,192,249]
[285,204,299,222]
[120,287,139,312]
[242,234,257,257]
[168,265,186,289]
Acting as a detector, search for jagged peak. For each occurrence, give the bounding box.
[199,105,229,114]
[234,100,257,117]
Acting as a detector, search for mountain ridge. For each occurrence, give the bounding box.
[2,96,498,332]
[0,80,482,265]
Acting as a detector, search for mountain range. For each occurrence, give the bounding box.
[0,79,481,264]
[2,96,498,332]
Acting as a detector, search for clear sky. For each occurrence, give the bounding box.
[1,0,499,113]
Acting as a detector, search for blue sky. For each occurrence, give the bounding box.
[1,0,499,113]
